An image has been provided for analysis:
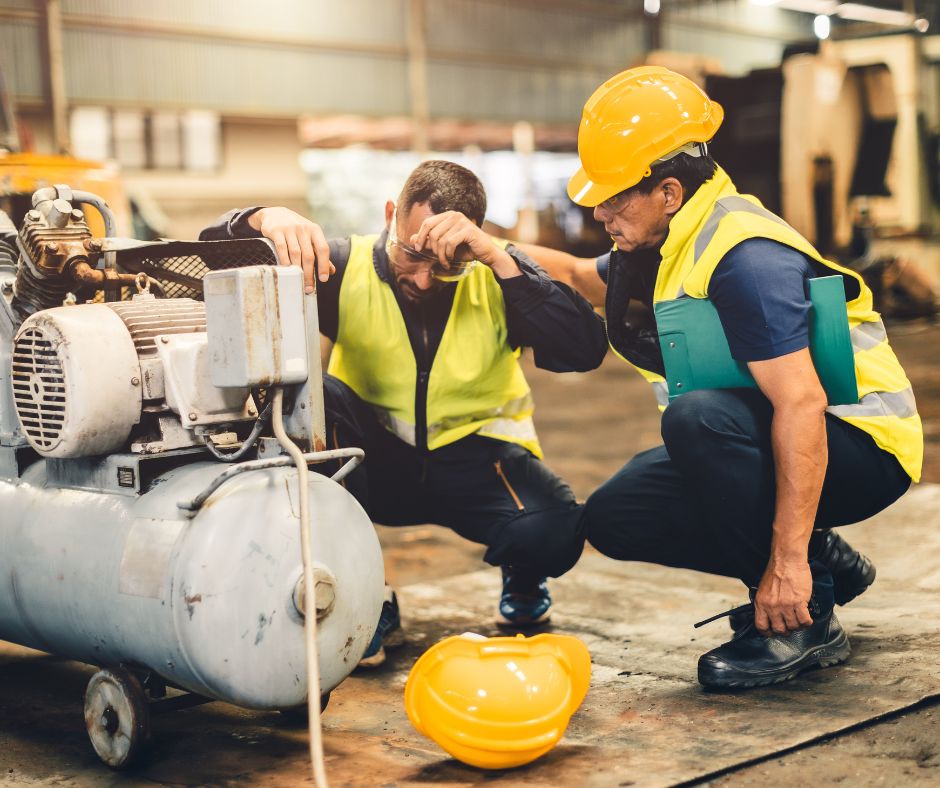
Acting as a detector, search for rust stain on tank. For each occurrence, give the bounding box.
[184,593,202,620]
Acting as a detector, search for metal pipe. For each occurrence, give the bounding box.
[407,0,430,154]
[70,190,117,238]
[329,452,363,483]
[41,0,70,154]
[271,388,329,788]
[176,447,364,514]
[67,260,138,289]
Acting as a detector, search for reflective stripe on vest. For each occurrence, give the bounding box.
[328,234,543,458]
[629,166,923,482]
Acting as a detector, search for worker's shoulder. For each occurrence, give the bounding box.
[718,237,813,274]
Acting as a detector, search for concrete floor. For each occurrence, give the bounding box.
[1,321,938,786]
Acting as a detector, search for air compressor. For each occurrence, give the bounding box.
[0,185,385,770]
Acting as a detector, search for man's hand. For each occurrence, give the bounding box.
[754,556,814,635]
[247,207,335,293]
[410,211,522,280]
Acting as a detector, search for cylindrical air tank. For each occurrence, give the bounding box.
[0,458,384,709]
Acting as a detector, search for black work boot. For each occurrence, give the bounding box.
[810,529,876,606]
[697,573,851,690]
[726,531,875,633]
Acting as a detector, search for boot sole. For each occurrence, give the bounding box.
[495,610,551,629]
[698,630,851,690]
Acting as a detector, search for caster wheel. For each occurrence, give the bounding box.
[279,692,331,724]
[84,667,150,769]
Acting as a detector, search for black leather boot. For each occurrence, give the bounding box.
[811,529,876,606]
[697,575,850,690]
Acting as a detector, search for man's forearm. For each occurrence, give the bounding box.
[769,404,828,560]
[198,207,263,241]
[500,249,607,371]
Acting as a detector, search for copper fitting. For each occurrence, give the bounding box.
[68,259,139,289]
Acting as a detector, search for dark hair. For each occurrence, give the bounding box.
[398,160,487,225]
[631,153,718,201]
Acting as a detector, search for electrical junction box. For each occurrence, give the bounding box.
[204,266,308,388]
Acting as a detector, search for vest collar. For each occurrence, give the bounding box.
[372,229,392,284]
[658,164,735,263]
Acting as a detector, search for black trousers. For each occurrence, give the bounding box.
[320,375,585,578]
[584,388,911,587]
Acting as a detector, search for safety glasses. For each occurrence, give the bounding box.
[597,188,634,214]
[386,210,477,282]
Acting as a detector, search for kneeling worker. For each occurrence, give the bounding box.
[201,160,608,664]
[565,67,922,688]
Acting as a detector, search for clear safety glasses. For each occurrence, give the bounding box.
[385,210,477,282]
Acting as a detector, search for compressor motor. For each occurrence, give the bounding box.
[12,294,252,458]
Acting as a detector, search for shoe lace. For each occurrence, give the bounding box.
[693,595,822,629]
[693,602,754,629]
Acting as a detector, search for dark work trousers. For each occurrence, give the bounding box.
[585,388,912,587]
[319,374,586,578]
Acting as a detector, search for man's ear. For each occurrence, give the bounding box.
[660,177,685,217]
[384,200,395,229]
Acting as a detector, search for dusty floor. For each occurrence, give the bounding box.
[0,319,937,786]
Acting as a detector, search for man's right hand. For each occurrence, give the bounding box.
[247,207,334,293]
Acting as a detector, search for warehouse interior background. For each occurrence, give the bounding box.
[1,0,939,785]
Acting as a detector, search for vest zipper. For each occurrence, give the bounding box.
[494,460,524,511]
[414,312,431,453]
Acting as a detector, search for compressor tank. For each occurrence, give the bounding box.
[0,457,385,709]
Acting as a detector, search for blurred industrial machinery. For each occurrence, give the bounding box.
[0,184,384,772]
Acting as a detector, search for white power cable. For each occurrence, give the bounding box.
[271,387,329,788]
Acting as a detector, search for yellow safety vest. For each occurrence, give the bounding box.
[617,166,923,482]
[328,234,543,457]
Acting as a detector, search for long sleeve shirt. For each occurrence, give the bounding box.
[200,208,609,375]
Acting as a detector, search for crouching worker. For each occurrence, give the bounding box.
[201,160,608,665]
[566,67,922,689]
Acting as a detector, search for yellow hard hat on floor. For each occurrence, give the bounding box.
[568,65,724,207]
[404,632,591,770]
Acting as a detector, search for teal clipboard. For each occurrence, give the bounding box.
[654,276,859,406]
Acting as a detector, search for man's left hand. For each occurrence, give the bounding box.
[754,555,814,635]
[410,211,521,279]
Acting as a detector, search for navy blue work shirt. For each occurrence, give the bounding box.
[597,238,819,362]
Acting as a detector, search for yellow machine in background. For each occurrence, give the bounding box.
[0,151,133,237]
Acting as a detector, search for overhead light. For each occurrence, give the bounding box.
[814,14,832,39]
[836,3,917,26]
[750,0,930,31]
[644,0,660,14]
[749,0,837,12]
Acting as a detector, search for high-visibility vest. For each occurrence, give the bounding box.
[611,166,923,482]
[327,234,543,457]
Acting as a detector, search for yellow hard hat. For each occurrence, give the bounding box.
[404,632,591,770]
[568,66,724,207]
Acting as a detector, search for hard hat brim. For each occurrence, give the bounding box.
[567,166,623,209]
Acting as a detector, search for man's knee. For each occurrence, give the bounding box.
[483,505,585,578]
[660,389,766,461]
[661,390,718,448]
[322,373,361,415]
[583,480,625,559]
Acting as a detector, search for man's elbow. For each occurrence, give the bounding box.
[569,336,608,372]
[533,340,607,374]
[774,382,828,417]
